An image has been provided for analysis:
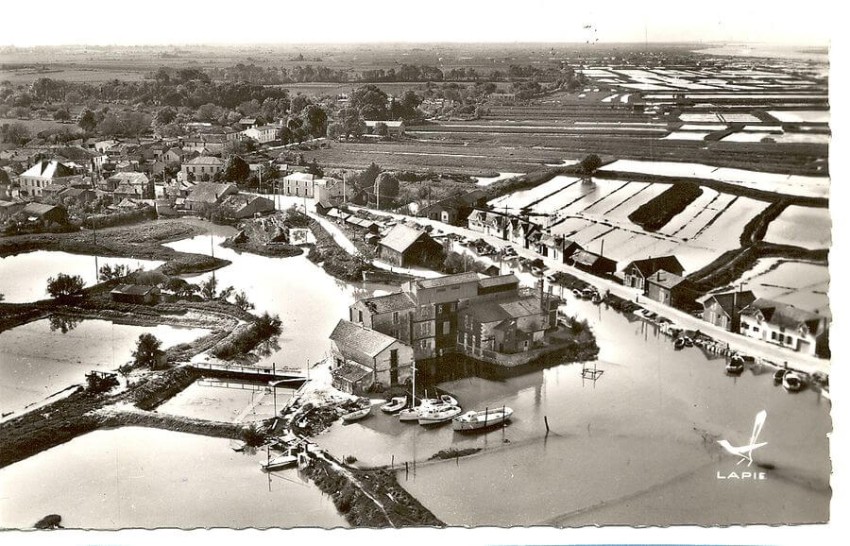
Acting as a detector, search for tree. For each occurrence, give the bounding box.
[350,84,389,120]
[304,104,328,137]
[357,162,381,190]
[200,276,219,300]
[53,107,71,122]
[132,333,165,370]
[46,273,86,300]
[98,263,133,282]
[234,291,255,311]
[326,121,344,140]
[222,155,251,184]
[155,107,177,125]
[338,107,365,138]
[78,109,97,132]
[580,154,602,175]
[374,171,399,202]
[290,94,309,115]
[195,103,221,122]
[307,159,323,178]
[373,122,389,137]
[1,123,30,146]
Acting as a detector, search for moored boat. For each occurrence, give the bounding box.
[726,355,745,375]
[783,372,804,392]
[440,394,459,406]
[341,405,371,422]
[380,396,407,413]
[418,405,463,426]
[452,407,514,432]
[674,337,686,350]
[773,368,788,383]
[261,453,298,471]
[398,398,442,422]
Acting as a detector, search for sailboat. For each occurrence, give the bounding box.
[398,361,437,422]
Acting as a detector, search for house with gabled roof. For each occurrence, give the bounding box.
[181,156,225,180]
[623,256,685,294]
[329,319,414,394]
[700,290,757,332]
[19,160,80,197]
[184,182,238,211]
[645,269,700,311]
[378,224,443,268]
[568,250,617,277]
[739,299,830,358]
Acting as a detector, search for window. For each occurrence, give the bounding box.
[753,326,760,333]
[393,312,399,324]
[358,310,363,323]
[443,321,451,335]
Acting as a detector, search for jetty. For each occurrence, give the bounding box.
[190,362,306,384]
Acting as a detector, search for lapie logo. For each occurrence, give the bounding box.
[716,410,768,480]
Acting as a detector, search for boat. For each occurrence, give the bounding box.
[726,355,745,375]
[452,407,514,432]
[418,405,463,426]
[229,439,246,452]
[674,337,686,350]
[683,337,694,347]
[380,396,407,414]
[773,368,788,383]
[261,452,298,471]
[591,292,603,304]
[440,394,459,406]
[341,405,371,422]
[398,398,442,422]
[783,372,805,392]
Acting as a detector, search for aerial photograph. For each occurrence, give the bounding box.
[0,0,843,544]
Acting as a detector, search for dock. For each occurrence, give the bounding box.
[190,362,307,385]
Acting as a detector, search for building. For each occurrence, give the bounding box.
[184,182,239,211]
[19,160,80,198]
[282,172,316,197]
[467,209,510,239]
[181,156,225,180]
[0,200,25,221]
[241,125,277,144]
[700,290,757,331]
[458,288,557,355]
[623,256,685,294]
[419,190,486,226]
[329,319,414,394]
[238,118,258,129]
[110,284,161,305]
[536,234,581,263]
[350,291,417,343]
[15,203,68,225]
[106,172,150,193]
[645,270,700,310]
[377,224,443,268]
[739,299,830,358]
[568,250,617,277]
[220,194,275,219]
[364,120,405,136]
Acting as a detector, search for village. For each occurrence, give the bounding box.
[0,37,834,532]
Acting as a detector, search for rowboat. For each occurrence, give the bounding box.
[783,372,804,392]
[440,394,459,406]
[380,396,407,414]
[452,407,514,432]
[229,440,246,452]
[773,368,788,383]
[726,355,745,375]
[418,405,463,426]
[341,405,371,422]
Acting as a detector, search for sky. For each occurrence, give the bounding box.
[0,0,835,47]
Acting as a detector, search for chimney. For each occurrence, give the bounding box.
[658,271,665,281]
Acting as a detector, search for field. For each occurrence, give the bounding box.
[0,117,83,136]
[488,175,772,273]
[716,258,830,316]
[763,205,832,249]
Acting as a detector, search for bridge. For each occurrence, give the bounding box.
[190,362,307,385]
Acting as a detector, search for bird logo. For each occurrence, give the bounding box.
[717,410,768,467]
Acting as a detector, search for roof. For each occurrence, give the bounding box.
[284,172,315,182]
[499,297,544,319]
[20,160,74,179]
[741,299,827,333]
[571,250,615,269]
[239,117,257,124]
[625,256,685,277]
[22,202,62,216]
[646,270,691,290]
[221,194,273,212]
[357,292,417,315]
[464,295,544,324]
[108,172,149,186]
[415,271,480,290]
[365,120,404,127]
[186,182,237,203]
[185,155,224,166]
[379,224,429,254]
[331,362,372,384]
[701,291,757,316]
[478,274,519,290]
[330,319,400,358]
[111,284,157,296]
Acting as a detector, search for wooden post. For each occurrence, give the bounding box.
[391,454,394,470]
[405,461,409,480]
[544,415,550,436]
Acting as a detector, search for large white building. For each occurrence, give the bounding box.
[19,160,81,197]
[282,172,319,198]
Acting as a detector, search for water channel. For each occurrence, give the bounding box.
[0,222,833,528]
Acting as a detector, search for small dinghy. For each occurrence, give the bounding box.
[261,451,298,471]
[380,396,407,414]
[783,372,805,392]
[726,354,745,375]
[341,405,371,422]
[440,394,459,407]
[773,368,788,383]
